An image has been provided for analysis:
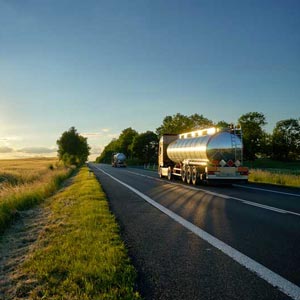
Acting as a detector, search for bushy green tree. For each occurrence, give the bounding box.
[156,113,213,136]
[118,127,138,158]
[57,127,90,166]
[238,112,267,160]
[215,120,231,129]
[132,131,158,164]
[260,132,273,158]
[95,138,120,164]
[272,119,300,160]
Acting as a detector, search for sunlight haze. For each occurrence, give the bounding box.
[1,0,299,161]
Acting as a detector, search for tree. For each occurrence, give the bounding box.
[57,127,90,166]
[118,127,138,158]
[260,132,273,158]
[156,113,213,136]
[190,113,214,129]
[272,119,300,160]
[132,131,158,164]
[215,120,231,129]
[95,138,120,164]
[238,112,267,160]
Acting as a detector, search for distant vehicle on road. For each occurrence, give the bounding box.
[112,153,126,168]
[158,125,248,184]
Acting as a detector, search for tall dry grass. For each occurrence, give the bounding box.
[0,158,72,233]
[249,169,300,188]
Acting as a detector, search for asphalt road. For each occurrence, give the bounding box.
[90,163,300,300]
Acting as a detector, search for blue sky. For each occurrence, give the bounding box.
[0,0,299,159]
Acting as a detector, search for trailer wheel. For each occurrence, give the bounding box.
[181,167,186,182]
[159,167,163,178]
[192,167,199,185]
[186,166,192,184]
[167,167,172,180]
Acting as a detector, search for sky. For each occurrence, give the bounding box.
[0,0,299,160]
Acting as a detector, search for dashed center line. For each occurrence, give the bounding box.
[126,170,300,217]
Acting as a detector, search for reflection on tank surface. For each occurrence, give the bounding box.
[167,132,242,164]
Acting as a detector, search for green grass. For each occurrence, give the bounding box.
[0,158,72,233]
[249,169,300,188]
[244,158,300,188]
[21,166,141,299]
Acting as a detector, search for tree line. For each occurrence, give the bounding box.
[96,112,300,165]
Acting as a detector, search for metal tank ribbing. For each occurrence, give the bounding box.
[166,132,242,164]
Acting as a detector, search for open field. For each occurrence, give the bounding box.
[0,166,141,299]
[245,159,300,188]
[249,169,300,187]
[0,158,72,233]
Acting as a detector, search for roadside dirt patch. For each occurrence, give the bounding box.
[0,206,50,299]
[0,177,74,299]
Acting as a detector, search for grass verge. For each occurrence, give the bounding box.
[21,166,141,299]
[249,169,300,188]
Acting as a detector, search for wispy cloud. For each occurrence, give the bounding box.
[82,133,103,138]
[0,136,23,142]
[81,128,111,138]
[0,147,57,160]
[0,146,14,153]
[17,147,57,154]
[89,146,102,155]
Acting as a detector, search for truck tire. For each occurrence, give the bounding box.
[186,166,192,184]
[167,167,172,180]
[181,167,186,182]
[192,166,199,185]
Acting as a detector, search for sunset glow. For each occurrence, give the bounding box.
[0,1,299,160]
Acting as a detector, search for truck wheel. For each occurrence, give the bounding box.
[181,167,186,182]
[159,167,163,178]
[167,167,172,180]
[186,166,192,184]
[192,167,199,185]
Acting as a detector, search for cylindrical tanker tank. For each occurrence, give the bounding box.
[114,153,126,162]
[166,132,242,164]
[112,153,126,167]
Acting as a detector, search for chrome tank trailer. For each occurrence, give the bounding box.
[167,131,243,165]
[113,153,126,163]
[112,153,126,167]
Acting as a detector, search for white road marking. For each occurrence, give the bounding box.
[93,165,300,300]
[126,170,300,217]
[234,184,300,197]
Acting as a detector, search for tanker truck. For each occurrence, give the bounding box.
[158,126,248,184]
[112,153,127,167]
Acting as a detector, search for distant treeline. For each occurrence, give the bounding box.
[95,112,300,164]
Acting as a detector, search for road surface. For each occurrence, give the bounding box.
[90,163,300,300]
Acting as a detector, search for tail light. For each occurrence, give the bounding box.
[238,167,249,176]
[207,166,218,175]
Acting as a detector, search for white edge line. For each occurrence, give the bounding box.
[127,170,300,217]
[93,165,300,300]
[234,184,300,198]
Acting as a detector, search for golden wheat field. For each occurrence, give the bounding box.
[0,157,71,231]
[0,158,62,199]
